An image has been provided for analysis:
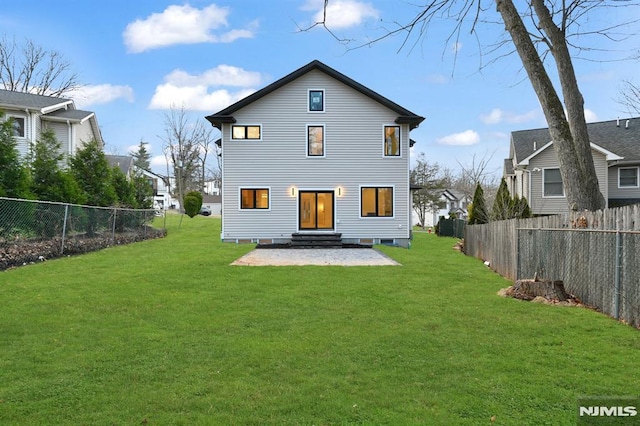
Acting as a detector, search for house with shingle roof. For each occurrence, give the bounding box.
[206,60,424,247]
[504,117,640,215]
[0,88,103,161]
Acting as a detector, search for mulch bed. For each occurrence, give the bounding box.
[0,227,166,271]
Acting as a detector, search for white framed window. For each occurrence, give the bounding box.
[240,188,270,210]
[543,168,564,197]
[7,115,26,138]
[618,167,639,188]
[307,125,325,157]
[383,125,400,157]
[360,186,394,217]
[308,89,324,112]
[232,125,261,140]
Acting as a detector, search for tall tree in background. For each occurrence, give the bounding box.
[0,111,30,198]
[70,139,116,207]
[160,106,208,207]
[0,36,80,96]
[31,129,85,204]
[410,153,447,228]
[468,182,489,225]
[316,0,640,211]
[129,140,151,171]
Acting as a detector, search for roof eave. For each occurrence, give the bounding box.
[396,115,425,130]
[206,115,236,129]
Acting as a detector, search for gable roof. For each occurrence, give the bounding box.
[511,117,640,165]
[106,155,134,176]
[0,89,73,113]
[205,60,425,130]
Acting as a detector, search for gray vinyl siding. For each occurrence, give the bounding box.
[608,165,640,199]
[75,120,94,152]
[43,121,71,159]
[528,147,607,214]
[221,69,410,243]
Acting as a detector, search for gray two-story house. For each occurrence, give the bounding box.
[206,60,424,247]
[504,117,640,214]
[0,89,103,160]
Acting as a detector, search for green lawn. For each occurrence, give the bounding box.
[1,215,639,425]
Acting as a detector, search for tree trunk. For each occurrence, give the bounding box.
[495,0,605,212]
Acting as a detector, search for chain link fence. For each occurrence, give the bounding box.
[0,197,166,270]
[517,228,640,327]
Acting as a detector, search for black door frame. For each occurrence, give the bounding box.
[298,190,335,230]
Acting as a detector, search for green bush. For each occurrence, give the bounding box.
[183,191,203,218]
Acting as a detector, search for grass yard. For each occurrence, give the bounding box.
[1,215,639,425]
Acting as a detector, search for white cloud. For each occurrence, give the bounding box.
[480,108,538,125]
[303,0,379,29]
[437,130,480,146]
[150,155,171,173]
[69,84,134,108]
[452,42,462,53]
[584,108,598,123]
[149,65,265,111]
[164,65,263,87]
[123,4,255,53]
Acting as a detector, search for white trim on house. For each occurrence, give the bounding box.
[542,167,565,198]
[618,166,640,188]
[518,141,623,167]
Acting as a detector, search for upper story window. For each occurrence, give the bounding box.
[232,125,261,140]
[543,168,564,197]
[384,126,400,156]
[307,125,325,157]
[308,90,324,112]
[8,116,25,138]
[361,186,394,217]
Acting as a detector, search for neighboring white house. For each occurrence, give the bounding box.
[504,118,640,215]
[0,89,103,160]
[412,188,470,228]
[206,60,424,247]
[105,155,176,211]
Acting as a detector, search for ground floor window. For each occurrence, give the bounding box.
[619,167,639,188]
[361,187,393,217]
[241,188,269,209]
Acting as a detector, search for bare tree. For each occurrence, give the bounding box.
[454,152,500,202]
[313,1,640,211]
[0,36,80,97]
[617,79,640,115]
[410,153,447,228]
[160,106,204,208]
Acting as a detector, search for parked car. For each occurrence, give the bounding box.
[199,206,212,216]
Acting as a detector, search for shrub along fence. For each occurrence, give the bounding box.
[0,197,166,270]
[464,204,640,327]
[437,218,466,239]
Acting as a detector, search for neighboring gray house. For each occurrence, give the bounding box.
[0,89,103,160]
[206,60,424,247]
[504,117,640,215]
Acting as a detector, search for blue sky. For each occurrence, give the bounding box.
[2,1,638,178]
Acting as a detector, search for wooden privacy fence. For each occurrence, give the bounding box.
[464,204,640,327]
